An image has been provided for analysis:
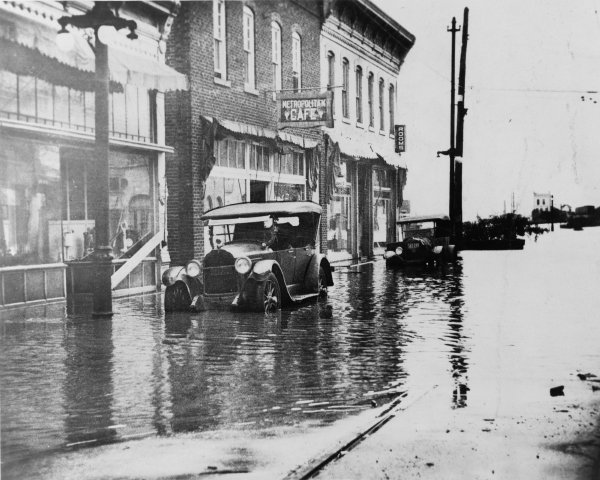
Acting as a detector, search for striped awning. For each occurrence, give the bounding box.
[0,2,188,92]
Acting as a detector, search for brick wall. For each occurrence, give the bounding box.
[165,1,323,264]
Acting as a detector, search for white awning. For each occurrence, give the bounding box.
[109,45,189,92]
[203,116,320,149]
[0,3,188,92]
[323,128,406,168]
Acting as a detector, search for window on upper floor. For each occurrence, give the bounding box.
[389,84,395,134]
[378,77,385,131]
[327,51,335,115]
[271,21,282,94]
[243,6,255,89]
[355,66,363,124]
[368,72,374,127]
[213,0,227,80]
[292,31,302,92]
[342,58,349,118]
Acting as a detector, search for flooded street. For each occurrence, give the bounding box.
[2,227,600,478]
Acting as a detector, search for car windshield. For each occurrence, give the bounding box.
[207,213,317,250]
[401,220,451,240]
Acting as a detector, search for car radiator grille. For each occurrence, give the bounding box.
[203,266,238,294]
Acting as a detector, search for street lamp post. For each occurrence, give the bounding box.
[57,2,137,317]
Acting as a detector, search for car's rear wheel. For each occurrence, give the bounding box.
[164,282,191,312]
[255,273,281,313]
[318,266,328,298]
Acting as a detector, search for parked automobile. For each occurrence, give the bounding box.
[162,201,333,313]
[384,215,456,267]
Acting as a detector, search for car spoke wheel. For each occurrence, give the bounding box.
[164,282,191,312]
[256,273,281,314]
[318,266,328,298]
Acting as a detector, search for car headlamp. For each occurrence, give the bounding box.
[234,256,252,275]
[395,246,403,255]
[185,260,201,277]
[383,250,396,259]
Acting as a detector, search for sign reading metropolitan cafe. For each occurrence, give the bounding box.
[278,91,333,128]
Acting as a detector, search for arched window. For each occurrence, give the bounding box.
[292,31,302,92]
[342,58,349,118]
[355,66,363,123]
[213,0,227,79]
[243,6,255,89]
[271,21,282,94]
[388,84,395,134]
[378,77,385,131]
[327,51,335,115]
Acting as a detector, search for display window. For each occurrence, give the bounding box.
[0,138,62,266]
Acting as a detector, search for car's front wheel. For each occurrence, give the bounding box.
[164,282,191,312]
[255,273,281,313]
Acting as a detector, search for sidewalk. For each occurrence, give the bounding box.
[299,379,600,480]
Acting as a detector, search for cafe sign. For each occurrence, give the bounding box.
[278,91,333,128]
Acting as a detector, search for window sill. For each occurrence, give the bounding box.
[368,126,375,132]
[244,84,260,96]
[379,130,386,136]
[342,117,351,125]
[389,133,395,139]
[356,121,364,129]
[214,76,231,88]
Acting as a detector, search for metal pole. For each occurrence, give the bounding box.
[551,195,554,232]
[92,34,113,317]
[448,17,459,241]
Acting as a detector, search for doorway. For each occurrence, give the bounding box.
[250,181,268,203]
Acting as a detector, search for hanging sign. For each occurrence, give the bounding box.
[395,125,406,153]
[278,91,333,128]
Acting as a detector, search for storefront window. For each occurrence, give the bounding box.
[276,152,304,175]
[0,139,62,266]
[0,70,17,114]
[274,183,304,201]
[0,70,156,142]
[59,149,157,261]
[373,169,391,248]
[328,187,352,256]
[108,152,155,259]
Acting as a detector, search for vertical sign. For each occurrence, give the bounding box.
[394,125,406,153]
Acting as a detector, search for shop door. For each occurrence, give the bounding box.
[250,181,268,202]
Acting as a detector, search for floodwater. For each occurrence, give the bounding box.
[2,227,600,470]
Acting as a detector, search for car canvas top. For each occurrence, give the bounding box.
[201,201,322,221]
[397,214,449,224]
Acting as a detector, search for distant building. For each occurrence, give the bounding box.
[533,192,552,212]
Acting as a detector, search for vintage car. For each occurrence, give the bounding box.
[162,201,334,313]
[384,215,457,267]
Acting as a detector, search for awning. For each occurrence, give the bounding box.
[0,3,188,92]
[323,128,406,169]
[109,45,189,92]
[202,116,319,150]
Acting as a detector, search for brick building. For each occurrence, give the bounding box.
[165,0,414,265]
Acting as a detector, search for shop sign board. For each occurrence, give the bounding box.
[395,125,406,153]
[278,91,333,128]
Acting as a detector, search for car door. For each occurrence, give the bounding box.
[275,245,296,286]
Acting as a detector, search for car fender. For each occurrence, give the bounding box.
[247,260,293,304]
[162,266,203,298]
[303,254,334,291]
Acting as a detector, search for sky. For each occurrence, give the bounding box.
[374,0,600,219]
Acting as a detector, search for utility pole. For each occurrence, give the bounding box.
[448,17,459,239]
[438,9,469,246]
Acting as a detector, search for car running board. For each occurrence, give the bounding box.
[289,292,320,303]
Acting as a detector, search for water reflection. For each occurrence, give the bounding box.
[63,317,116,447]
[1,258,471,463]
